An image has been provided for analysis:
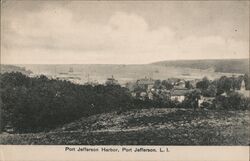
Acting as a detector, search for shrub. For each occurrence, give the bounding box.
[0,72,133,133]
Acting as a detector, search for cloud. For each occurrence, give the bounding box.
[2,7,249,64]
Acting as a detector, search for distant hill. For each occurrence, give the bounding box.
[151,59,249,74]
[0,64,32,75]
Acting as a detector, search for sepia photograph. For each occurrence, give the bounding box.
[0,0,249,146]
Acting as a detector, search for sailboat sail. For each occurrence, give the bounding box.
[69,67,73,73]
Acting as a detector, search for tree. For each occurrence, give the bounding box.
[215,92,250,110]
[216,76,233,95]
[183,90,201,111]
[202,84,217,97]
[162,80,173,90]
[185,81,193,89]
[154,80,161,88]
[196,77,210,90]
[243,74,249,90]
[1,72,134,133]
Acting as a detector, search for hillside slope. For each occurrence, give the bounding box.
[0,108,249,145]
[152,59,249,74]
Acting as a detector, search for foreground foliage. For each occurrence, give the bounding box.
[0,108,249,145]
[0,72,132,132]
[0,72,249,133]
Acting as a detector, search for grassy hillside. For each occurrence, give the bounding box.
[152,59,249,74]
[1,108,249,145]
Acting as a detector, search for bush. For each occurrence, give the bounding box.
[0,72,133,133]
[214,92,250,110]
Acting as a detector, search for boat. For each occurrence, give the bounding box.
[69,67,74,73]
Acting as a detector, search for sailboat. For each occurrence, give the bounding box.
[69,67,74,73]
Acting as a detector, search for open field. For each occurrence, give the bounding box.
[0,108,249,145]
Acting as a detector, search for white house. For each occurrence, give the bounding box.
[236,80,250,97]
[198,96,215,108]
[170,89,190,102]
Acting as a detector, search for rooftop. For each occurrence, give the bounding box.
[171,89,192,96]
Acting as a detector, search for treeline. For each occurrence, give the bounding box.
[130,74,250,110]
[183,75,250,109]
[0,72,133,133]
[1,72,249,133]
[196,74,249,96]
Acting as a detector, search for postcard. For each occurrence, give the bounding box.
[0,0,249,161]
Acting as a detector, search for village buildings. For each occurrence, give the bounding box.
[198,96,215,108]
[170,89,189,102]
[86,75,248,107]
[170,80,190,102]
[126,77,198,102]
[136,77,155,91]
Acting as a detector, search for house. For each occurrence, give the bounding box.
[84,80,99,87]
[236,80,250,97]
[198,96,215,108]
[29,73,39,78]
[148,91,154,100]
[147,84,154,91]
[173,80,187,91]
[148,88,171,100]
[139,92,148,100]
[4,124,14,134]
[131,92,137,98]
[174,80,186,88]
[170,89,190,102]
[220,80,249,98]
[167,78,180,85]
[136,77,155,90]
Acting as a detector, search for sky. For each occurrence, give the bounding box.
[1,1,249,64]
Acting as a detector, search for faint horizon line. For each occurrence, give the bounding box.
[1,57,249,65]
